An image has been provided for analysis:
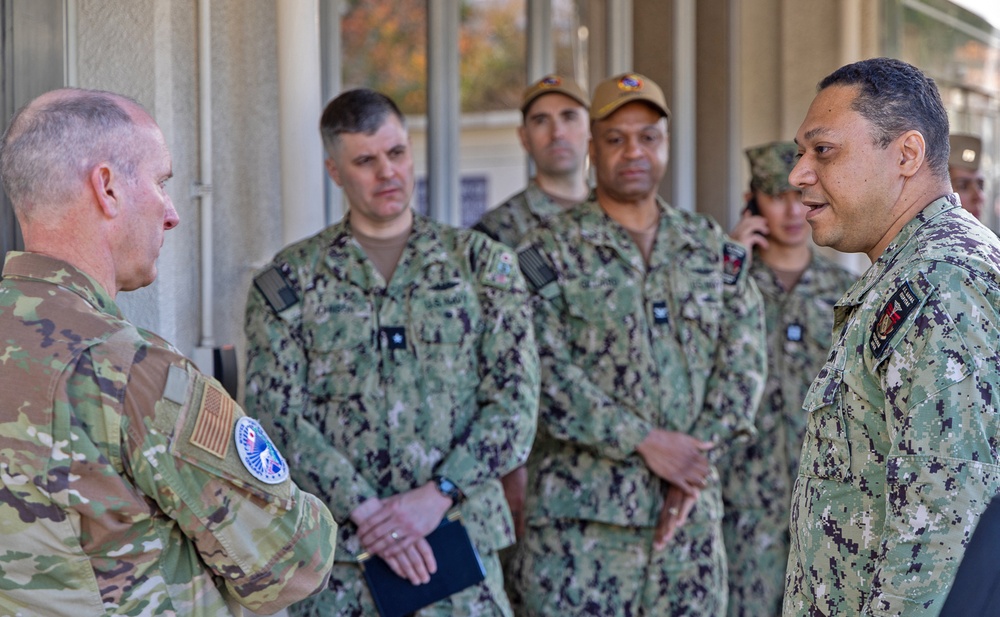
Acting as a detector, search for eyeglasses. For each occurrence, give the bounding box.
[954,178,985,192]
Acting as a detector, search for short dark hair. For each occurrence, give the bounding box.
[0,89,142,215]
[319,89,406,155]
[818,57,950,179]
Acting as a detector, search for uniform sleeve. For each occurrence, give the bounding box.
[434,239,540,492]
[122,344,336,615]
[866,266,1000,616]
[693,256,767,451]
[243,271,379,523]
[521,232,654,460]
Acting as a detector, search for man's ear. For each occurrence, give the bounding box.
[325,157,343,187]
[90,163,119,218]
[898,130,926,178]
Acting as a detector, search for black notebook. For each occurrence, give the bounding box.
[357,511,487,617]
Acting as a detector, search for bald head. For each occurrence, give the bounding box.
[0,88,149,221]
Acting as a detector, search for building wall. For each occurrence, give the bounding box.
[74,0,282,368]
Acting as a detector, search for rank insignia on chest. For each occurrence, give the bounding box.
[722,241,747,285]
[652,301,669,325]
[869,282,920,356]
[786,323,803,341]
[382,326,407,350]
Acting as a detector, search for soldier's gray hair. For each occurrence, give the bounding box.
[319,88,407,156]
[0,88,144,218]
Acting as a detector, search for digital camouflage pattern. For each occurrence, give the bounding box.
[244,212,539,617]
[720,248,854,617]
[510,197,767,616]
[783,196,1000,616]
[472,180,585,248]
[746,141,799,197]
[0,252,337,617]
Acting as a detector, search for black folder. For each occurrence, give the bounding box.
[357,511,487,617]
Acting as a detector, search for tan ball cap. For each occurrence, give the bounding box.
[949,134,982,172]
[521,74,589,113]
[590,72,670,121]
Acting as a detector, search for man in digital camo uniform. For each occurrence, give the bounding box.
[473,73,591,250]
[0,88,337,616]
[784,57,1000,616]
[509,73,767,616]
[472,74,590,576]
[243,89,539,617]
[722,141,855,617]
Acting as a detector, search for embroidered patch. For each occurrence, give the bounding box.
[190,381,235,459]
[786,323,803,342]
[253,266,299,313]
[722,242,747,285]
[868,282,920,357]
[652,301,669,325]
[382,326,407,350]
[518,246,557,291]
[235,417,289,485]
[482,246,515,290]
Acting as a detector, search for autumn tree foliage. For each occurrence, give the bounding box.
[341,0,526,114]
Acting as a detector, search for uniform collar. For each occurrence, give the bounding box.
[578,196,701,260]
[838,195,957,307]
[1,251,123,318]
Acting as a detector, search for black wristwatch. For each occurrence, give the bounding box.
[435,475,464,504]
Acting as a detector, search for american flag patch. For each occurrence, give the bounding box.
[190,381,235,459]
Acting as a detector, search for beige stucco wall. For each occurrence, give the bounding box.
[74,0,282,363]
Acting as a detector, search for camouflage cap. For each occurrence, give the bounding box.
[746,141,799,195]
[949,134,981,172]
[521,74,589,113]
[590,72,670,121]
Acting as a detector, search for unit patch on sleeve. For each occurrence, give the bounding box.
[722,241,747,285]
[518,246,557,291]
[235,416,290,485]
[481,244,516,290]
[253,265,299,313]
[868,282,920,357]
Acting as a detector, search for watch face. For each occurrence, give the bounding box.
[438,476,460,500]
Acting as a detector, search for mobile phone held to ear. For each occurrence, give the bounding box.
[745,196,761,216]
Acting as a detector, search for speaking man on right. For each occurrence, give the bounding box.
[783,57,1000,617]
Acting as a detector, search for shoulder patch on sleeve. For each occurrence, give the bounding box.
[234,417,290,485]
[190,380,236,459]
[253,265,299,313]
[480,243,516,290]
[518,246,557,291]
[869,282,920,357]
[722,241,748,285]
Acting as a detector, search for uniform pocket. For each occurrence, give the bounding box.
[799,359,852,482]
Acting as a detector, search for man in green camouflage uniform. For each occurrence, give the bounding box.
[244,89,539,617]
[722,142,855,617]
[472,75,590,584]
[473,74,591,250]
[0,89,337,616]
[509,73,767,616]
[783,57,1000,616]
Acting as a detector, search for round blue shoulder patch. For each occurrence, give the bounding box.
[234,417,290,485]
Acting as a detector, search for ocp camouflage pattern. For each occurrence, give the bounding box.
[719,248,854,617]
[0,251,337,617]
[783,196,1000,616]
[244,213,539,616]
[510,197,767,615]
